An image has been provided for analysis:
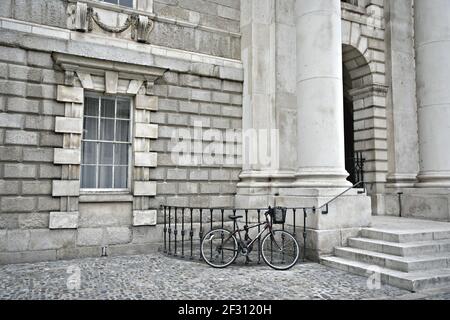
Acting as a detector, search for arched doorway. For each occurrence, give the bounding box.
[343,60,355,184]
[341,42,389,210]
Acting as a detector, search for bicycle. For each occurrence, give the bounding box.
[200,207,300,270]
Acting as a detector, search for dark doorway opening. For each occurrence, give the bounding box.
[343,63,356,184]
[344,96,355,184]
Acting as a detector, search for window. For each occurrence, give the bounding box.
[81,95,132,190]
[101,0,134,8]
[341,0,359,6]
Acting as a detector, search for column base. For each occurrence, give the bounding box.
[236,170,297,189]
[386,173,418,188]
[384,187,450,221]
[294,169,353,188]
[416,171,450,188]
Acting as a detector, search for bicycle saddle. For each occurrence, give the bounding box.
[228,215,243,220]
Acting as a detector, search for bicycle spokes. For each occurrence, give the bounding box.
[201,229,238,268]
[261,230,299,270]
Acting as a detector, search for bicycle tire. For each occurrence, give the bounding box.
[201,228,239,268]
[261,230,300,270]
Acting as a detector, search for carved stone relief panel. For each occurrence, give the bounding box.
[67,1,154,43]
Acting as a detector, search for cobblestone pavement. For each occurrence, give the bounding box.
[0,253,449,300]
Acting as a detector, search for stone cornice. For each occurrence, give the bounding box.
[53,52,167,82]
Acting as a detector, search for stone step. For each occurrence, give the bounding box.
[334,246,450,272]
[321,256,450,292]
[361,228,450,243]
[348,237,450,257]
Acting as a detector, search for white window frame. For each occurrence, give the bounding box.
[80,93,134,193]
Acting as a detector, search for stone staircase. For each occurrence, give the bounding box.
[321,216,450,292]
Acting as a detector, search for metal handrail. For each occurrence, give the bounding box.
[162,181,366,213]
[315,181,366,214]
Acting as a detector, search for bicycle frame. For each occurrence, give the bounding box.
[221,213,280,252]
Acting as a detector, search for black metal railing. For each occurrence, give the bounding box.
[161,180,367,264]
[162,206,312,263]
[347,151,366,188]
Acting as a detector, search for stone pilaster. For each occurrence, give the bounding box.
[237,0,297,195]
[50,84,84,229]
[132,93,158,226]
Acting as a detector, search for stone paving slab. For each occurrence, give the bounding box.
[0,253,449,300]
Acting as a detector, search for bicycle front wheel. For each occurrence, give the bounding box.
[201,228,238,268]
[261,230,300,270]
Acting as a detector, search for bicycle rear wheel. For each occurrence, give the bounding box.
[201,228,238,268]
[261,230,300,270]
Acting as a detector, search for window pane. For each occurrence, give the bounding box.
[99,143,114,165]
[100,119,115,141]
[85,97,99,116]
[81,165,96,189]
[82,95,131,190]
[119,0,133,8]
[82,142,97,165]
[114,166,128,189]
[98,166,113,188]
[117,99,130,119]
[103,0,119,5]
[114,144,128,165]
[116,120,130,142]
[83,117,98,140]
[101,97,115,118]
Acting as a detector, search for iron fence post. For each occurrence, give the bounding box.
[303,208,307,262]
[199,209,203,261]
[181,208,185,258]
[190,208,193,260]
[168,207,172,255]
[163,206,167,254]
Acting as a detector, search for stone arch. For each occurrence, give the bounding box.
[340,41,389,208]
[342,44,373,91]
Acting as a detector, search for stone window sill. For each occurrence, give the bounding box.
[67,0,154,17]
[79,192,134,203]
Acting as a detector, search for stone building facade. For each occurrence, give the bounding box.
[0,0,449,264]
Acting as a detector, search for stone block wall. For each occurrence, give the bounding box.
[0,0,241,60]
[0,45,67,263]
[0,0,243,264]
[153,0,240,34]
[0,42,243,264]
[148,71,243,214]
[0,0,67,29]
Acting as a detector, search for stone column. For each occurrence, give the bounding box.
[414,0,450,188]
[385,0,419,188]
[294,0,351,187]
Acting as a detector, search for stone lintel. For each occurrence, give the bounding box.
[105,71,119,94]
